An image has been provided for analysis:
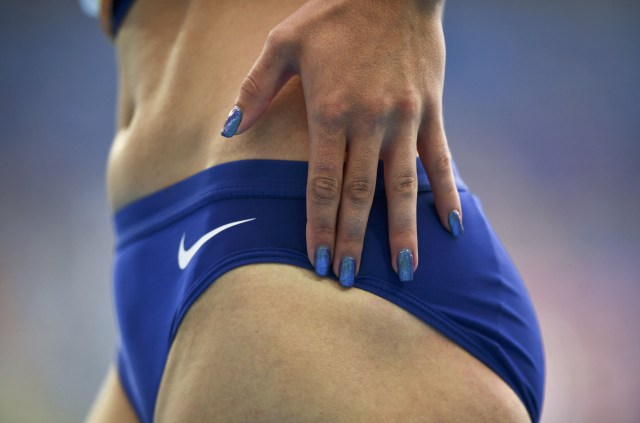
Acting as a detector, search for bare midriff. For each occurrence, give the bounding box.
[108,0,312,211]
[107,0,530,421]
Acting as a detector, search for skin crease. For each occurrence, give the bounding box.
[87,0,531,422]
[228,0,461,279]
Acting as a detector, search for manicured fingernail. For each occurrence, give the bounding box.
[220,106,242,138]
[314,246,331,277]
[397,249,414,282]
[339,256,355,288]
[448,210,464,237]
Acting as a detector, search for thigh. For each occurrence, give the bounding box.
[154,263,530,423]
[86,366,139,423]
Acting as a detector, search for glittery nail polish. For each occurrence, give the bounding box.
[397,249,414,282]
[220,106,243,138]
[339,256,355,288]
[314,246,331,277]
[448,210,464,237]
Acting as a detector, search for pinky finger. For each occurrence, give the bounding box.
[417,117,463,237]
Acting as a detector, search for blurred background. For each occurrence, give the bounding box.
[0,0,638,421]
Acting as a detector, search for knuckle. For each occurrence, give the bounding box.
[360,98,391,126]
[345,175,374,206]
[267,26,295,55]
[266,26,288,47]
[266,27,282,44]
[395,95,421,119]
[430,149,452,178]
[391,172,418,197]
[310,216,335,237]
[310,175,340,203]
[313,101,348,129]
[391,211,416,236]
[240,73,261,101]
[341,218,366,244]
[394,225,416,239]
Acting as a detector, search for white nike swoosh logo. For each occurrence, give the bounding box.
[178,218,256,270]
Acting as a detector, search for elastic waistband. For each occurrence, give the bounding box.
[114,158,467,244]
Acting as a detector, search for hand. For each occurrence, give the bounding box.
[221,0,463,286]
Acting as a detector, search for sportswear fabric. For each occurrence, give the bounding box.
[100,0,134,36]
[112,158,545,422]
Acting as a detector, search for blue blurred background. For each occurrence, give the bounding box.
[0,0,638,421]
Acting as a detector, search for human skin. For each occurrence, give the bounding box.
[107,0,462,283]
[224,0,463,282]
[87,0,530,421]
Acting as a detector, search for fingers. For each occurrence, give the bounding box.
[382,122,419,282]
[332,132,381,288]
[221,28,296,138]
[305,115,346,280]
[417,111,463,237]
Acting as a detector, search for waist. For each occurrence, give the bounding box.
[108,0,310,210]
[106,76,312,211]
[113,158,468,242]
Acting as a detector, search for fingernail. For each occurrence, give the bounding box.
[220,106,243,138]
[397,249,414,282]
[339,256,355,288]
[448,210,464,237]
[314,246,331,277]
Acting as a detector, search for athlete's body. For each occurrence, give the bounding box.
[87,0,534,421]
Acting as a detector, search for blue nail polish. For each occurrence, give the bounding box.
[314,246,331,277]
[339,256,355,288]
[397,249,414,282]
[448,210,464,237]
[220,106,243,138]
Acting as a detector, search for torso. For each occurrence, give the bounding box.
[108,0,311,211]
[107,0,530,421]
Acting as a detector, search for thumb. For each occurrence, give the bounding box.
[221,31,296,138]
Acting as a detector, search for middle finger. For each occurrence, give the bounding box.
[333,129,383,288]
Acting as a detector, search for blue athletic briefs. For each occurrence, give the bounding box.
[109,0,135,35]
[112,158,545,422]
